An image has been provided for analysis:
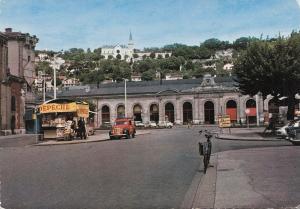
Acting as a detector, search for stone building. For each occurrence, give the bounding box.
[101,33,172,62]
[101,32,134,61]
[0,28,38,135]
[58,74,268,128]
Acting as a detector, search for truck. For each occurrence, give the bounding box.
[109,118,136,140]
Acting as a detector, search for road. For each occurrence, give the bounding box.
[0,127,291,209]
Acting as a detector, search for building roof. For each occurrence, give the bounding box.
[2,28,38,44]
[57,76,238,99]
[102,44,129,49]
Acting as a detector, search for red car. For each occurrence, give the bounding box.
[109,118,136,139]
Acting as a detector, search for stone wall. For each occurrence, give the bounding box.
[93,92,264,127]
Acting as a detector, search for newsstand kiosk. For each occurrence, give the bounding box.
[39,99,89,140]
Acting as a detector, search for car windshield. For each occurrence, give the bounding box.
[115,121,127,125]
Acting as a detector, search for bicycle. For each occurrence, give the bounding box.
[198,130,213,174]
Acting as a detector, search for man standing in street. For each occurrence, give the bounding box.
[78,118,86,139]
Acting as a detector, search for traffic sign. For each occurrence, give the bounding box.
[218,115,231,128]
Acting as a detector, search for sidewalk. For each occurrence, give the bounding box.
[216,127,282,141]
[0,130,150,147]
[0,134,40,148]
[35,130,150,146]
[192,146,300,208]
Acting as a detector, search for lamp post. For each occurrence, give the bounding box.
[124,79,128,117]
[53,65,57,99]
[43,70,46,102]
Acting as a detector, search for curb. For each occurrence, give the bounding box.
[34,132,151,146]
[215,134,283,142]
[34,138,108,146]
[191,154,217,208]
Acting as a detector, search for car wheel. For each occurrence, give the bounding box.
[125,130,131,139]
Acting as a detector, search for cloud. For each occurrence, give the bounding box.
[296,0,300,8]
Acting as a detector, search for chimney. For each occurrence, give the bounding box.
[5,28,12,33]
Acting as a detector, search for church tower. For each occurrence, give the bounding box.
[128,31,134,52]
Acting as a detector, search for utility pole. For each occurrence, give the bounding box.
[124,79,127,117]
[43,70,46,102]
[53,65,56,99]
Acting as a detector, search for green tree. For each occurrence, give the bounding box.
[35,61,53,75]
[116,54,122,60]
[157,54,163,59]
[150,52,156,59]
[141,70,155,81]
[234,33,300,120]
[185,60,194,70]
[51,77,62,86]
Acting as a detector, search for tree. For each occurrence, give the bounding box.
[201,38,222,50]
[133,53,139,59]
[51,77,62,86]
[141,70,155,81]
[185,60,194,71]
[35,61,53,75]
[116,54,122,60]
[234,33,300,120]
[150,52,156,59]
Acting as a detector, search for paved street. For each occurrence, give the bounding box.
[0,127,293,209]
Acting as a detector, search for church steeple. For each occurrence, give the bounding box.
[129,31,133,42]
[128,31,134,51]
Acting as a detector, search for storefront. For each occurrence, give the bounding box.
[39,99,89,139]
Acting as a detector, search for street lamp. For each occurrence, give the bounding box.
[124,79,128,117]
[42,70,46,102]
[53,64,57,99]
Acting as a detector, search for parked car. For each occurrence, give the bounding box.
[285,120,300,145]
[135,121,145,128]
[149,121,157,128]
[276,123,290,138]
[109,118,136,139]
[158,121,173,128]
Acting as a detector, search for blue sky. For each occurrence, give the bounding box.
[1,0,300,51]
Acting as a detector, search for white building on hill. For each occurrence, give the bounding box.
[101,32,134,62]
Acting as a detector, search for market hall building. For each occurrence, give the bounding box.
[58,74,272,128]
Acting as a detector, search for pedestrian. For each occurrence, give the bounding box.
[263,116,275,134]
[78,118,86,139]
[78,118,83,139]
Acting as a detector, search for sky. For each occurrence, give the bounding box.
[1,0,300,51]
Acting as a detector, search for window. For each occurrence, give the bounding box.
[11,96,16,111]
